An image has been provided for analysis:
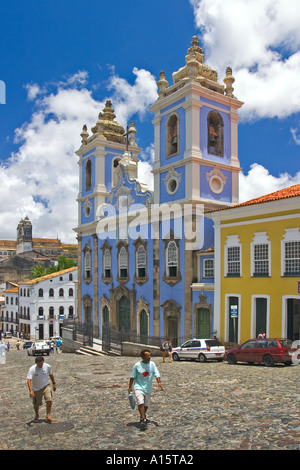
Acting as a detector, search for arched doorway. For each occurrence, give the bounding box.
[194,294,213,339]
[167,316,179,346]
[118,295,130,332]
[140,309,148,343]
[197,308,210,338]
[161,299,181,347]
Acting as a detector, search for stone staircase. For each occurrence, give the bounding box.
[75,338,123,357]
[75,338,107,357]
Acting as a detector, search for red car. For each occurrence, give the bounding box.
[225,338,294,367]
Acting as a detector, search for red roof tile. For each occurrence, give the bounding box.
[209,184,300,213]
[234,184,300,208]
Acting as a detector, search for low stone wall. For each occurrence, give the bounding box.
[61,327,82,353]
[122,341,161,357]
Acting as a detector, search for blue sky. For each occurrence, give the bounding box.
[0,0,299,242]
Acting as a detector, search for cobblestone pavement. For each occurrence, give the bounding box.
[0,343,299,451]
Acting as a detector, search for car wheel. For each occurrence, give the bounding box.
[227,354,237,364]
[172,352,180,361]
[198,353,206,363]
[263,354,274,367]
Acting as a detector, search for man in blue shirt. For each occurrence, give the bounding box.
[128,349,163,430]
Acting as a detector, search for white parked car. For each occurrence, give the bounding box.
[172,338,225,363]
[27,341,50,356]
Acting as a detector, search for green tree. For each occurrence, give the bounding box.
[29,256,77,279]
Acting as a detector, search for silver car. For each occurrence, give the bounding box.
[172,338,225,363]
[27,341,50,356]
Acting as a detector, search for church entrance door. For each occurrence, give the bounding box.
[167,316,178,347]
[118,296,130,332]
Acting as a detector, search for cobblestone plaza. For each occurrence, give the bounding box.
[0,344,299,451]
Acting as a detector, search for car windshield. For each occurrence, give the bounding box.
[205,340,223,347]
[279,339,293,347]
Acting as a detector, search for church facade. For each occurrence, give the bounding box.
[74,37,243,345]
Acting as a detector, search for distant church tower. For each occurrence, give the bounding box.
[16,216,33,254]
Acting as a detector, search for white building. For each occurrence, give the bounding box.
[18,267,78,340]
[1,286,19,336]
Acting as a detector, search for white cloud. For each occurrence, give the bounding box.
[137,144,155,191]
[24,83,44,101]
[0,68,157,242]
[190,0,300,120]
[107,67,158,126]
[290,127,300,145]
[239,163,300,202]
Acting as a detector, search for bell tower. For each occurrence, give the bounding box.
[150,36,243,210]
[16,216,33,254]
[75,100,141,231]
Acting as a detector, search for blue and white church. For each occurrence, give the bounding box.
[74,37,243,346]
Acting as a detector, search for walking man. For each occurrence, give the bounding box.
[128,349,163,430]
[27,356,57,423]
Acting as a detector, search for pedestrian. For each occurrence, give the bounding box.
[6,342,10,351]
[56,338,62,353]
[128,349,163,430]
[16,340,21,350]
[257,331,266,339]
[27,356,57,423]
[162,338,172,363]
[0,340,6,365]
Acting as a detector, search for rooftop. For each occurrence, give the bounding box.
[232,184,300,209]
[20,266,77,285]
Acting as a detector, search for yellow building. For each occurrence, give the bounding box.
[209,184,300,344]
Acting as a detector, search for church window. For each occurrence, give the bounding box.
[59,288,64,297]
[101,242,113,283]
[163,233,182,286]
[137,245,146,278]
[119,246,128,278]
[38,288,43,298]
[133,238,148,285]
[85,159,92,191]
[166,114,179,157]
[49,288,54,297]
[69,288,73,297]
[84,251,91,280]
[167,241,178,277]
[104,248,112,278]
[112,157,121,187]
[207,111,224,157]
[38,307,44,319]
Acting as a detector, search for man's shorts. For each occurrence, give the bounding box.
[134,389,151,407]
[33,384,52,407]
